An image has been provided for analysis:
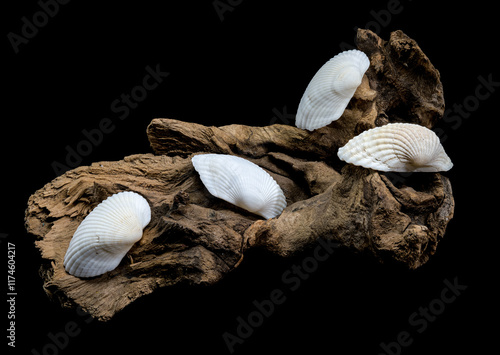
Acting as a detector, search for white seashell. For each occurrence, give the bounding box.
[296,49,370,131]
[191,154,286,219]
[337,123,453,172]
[64,191,151,278]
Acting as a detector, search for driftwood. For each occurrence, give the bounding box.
[25,29,454,321]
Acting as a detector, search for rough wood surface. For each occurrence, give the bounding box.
[25,29,454,321]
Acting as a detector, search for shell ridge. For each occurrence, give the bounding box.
[192,154,286,219]
[337,123,453,172]
[296,49,370,131]
[63,191,150,278]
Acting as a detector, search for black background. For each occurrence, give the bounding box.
[3,1,497,354]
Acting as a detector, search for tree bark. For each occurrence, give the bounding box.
[25,29,454,321]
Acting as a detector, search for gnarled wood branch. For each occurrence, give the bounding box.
[25,29,454,321]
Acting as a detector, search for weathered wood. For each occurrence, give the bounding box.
[25,29,454,321]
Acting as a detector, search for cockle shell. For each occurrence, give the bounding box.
[64,191,151,278]
[337,123,453,172]
[191,154,286,219]
[296,49,370,131]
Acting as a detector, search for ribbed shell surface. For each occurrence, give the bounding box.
[337,123,453,172]
[191,154,287,219]
[63,191,151,278]
[296,49,370,131]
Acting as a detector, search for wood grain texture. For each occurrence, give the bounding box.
[25,29,454,321]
